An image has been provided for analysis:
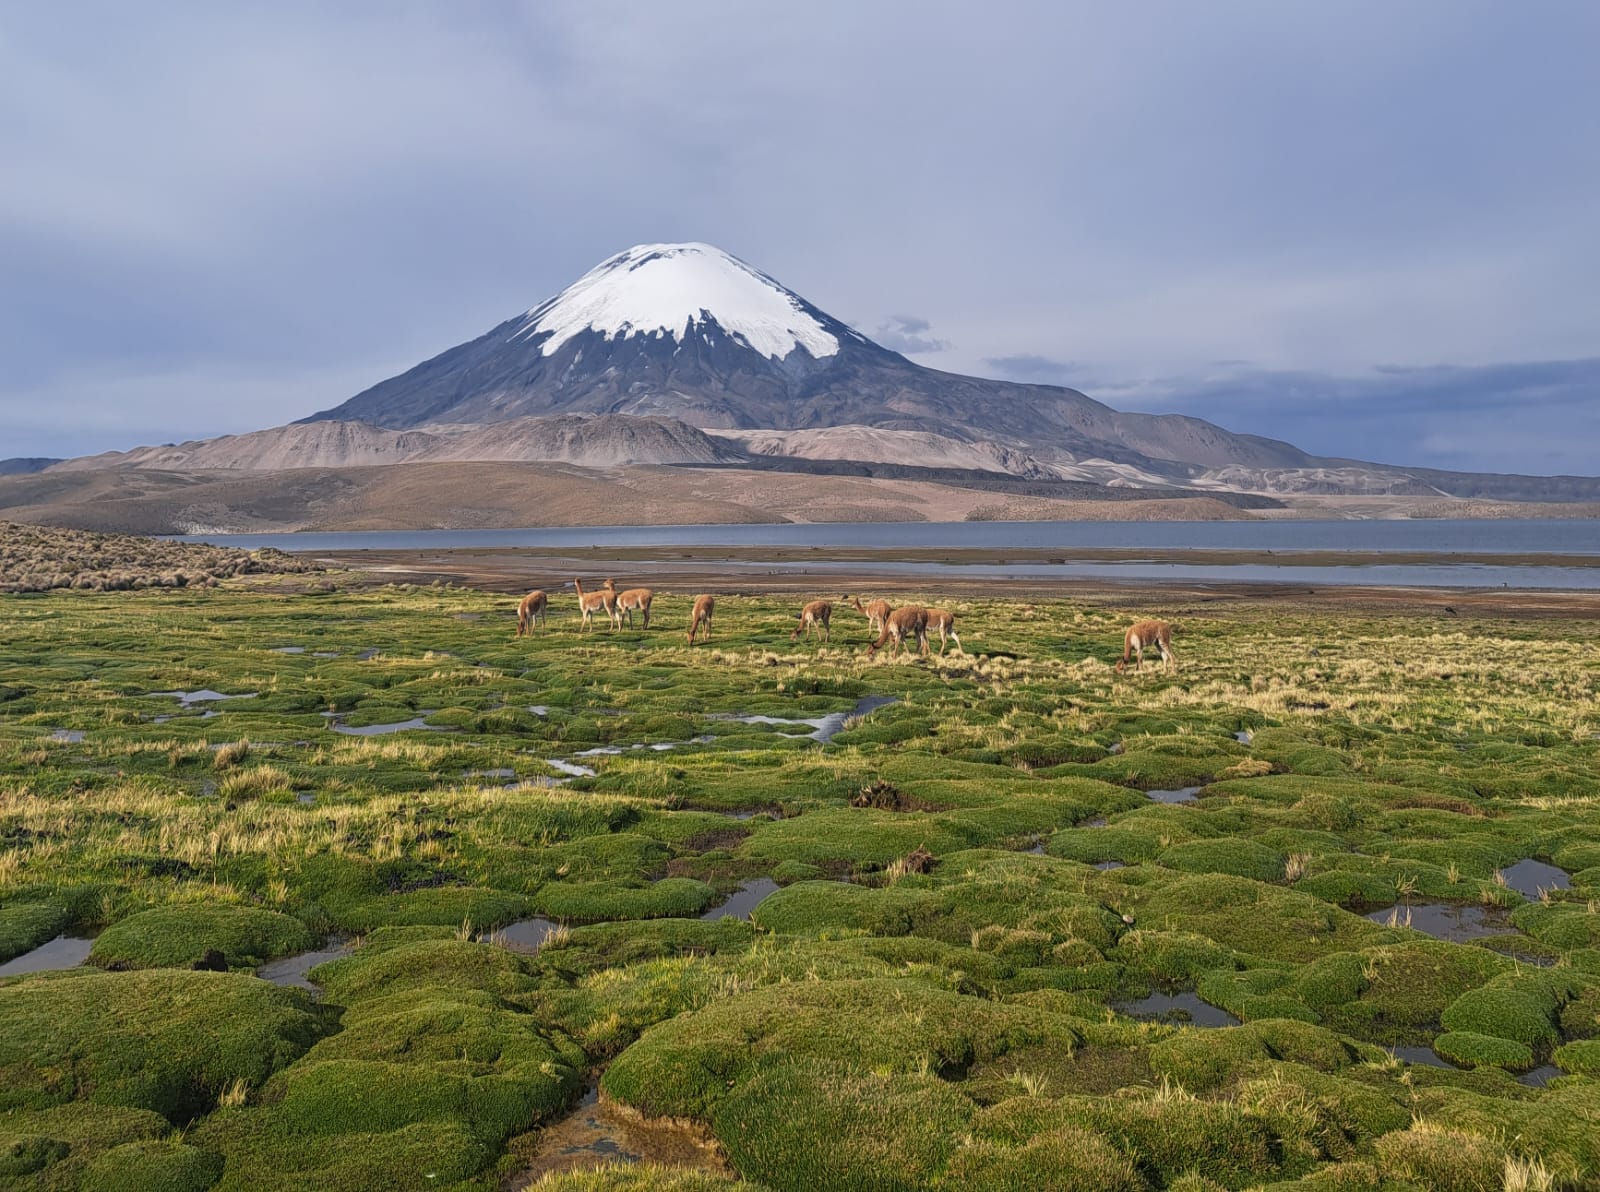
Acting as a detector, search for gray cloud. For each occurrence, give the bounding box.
[874,315,949,355]
[982,355,1083,384]
[1098,358,1600,474]
[1,2,1597,472]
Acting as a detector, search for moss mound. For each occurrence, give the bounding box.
[90,904,313,970]
[0,969,330,1121]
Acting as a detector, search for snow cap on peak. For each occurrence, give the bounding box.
[514,242,841,360]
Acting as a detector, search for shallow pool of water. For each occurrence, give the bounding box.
[1365,902,1522,942]
[0,935,95,977]
[547,758,597,778]
[1114,989,1238,1028]
[1497,859,1571,899]
[255,939,354,992]
[48,728,85,743]
[711,695,896,744]
[701,878,778,921]
[321,711,449,736]
[153,689,258,706]
[1518,1064,1564,1087]
[1146,787,1201,804]
[488,917,564,954]
[1391,1045,1458,1069]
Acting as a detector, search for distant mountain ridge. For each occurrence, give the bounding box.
[37,242,1600,507]
[50,415,741,473]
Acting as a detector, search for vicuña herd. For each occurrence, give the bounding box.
[511,582,1176,672]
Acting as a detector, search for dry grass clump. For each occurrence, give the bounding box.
[0,520,318,592]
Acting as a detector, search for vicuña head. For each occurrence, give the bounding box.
[1116,619,1175,673]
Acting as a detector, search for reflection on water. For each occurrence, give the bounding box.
[175,519,1600,556]
[1146,787,1201,804]
[701,878,778,921]
[1115,989,1238,1028]
[713,696,896,744]
[153,689,258,706]
[1519,1064,1564,1087]
[489,917,564,954]
[255,939,354,993]
[0,935,94,977]
[1391,1045,1458,1070]
[321,711,450,736]
[1365,902,1523,942]
[1497,859,1570,899]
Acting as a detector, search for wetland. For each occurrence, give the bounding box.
[2,567,1600,1190]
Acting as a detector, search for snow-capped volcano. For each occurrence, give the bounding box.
[300,241,1320,476]
[510,242,851,361]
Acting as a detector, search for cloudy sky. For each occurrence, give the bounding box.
[3,2,1597,472]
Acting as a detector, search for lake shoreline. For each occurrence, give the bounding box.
[311,546,1600,620]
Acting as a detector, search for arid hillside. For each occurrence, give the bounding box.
[0,461,1260,535]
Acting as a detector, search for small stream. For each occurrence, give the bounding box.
[710,695,897,744]
[255,939,355,993]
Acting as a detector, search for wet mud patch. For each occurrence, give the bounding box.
[850,780,944,812]
[510,1087,731,1185]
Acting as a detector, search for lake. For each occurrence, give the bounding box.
[177,519,1600,555]
[175,519,1600,589]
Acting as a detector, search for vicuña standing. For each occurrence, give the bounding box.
[607,579,655,630]
[867,605,928,658]
[1117,619,1176,672]
[572,578,619,632]
[515,589,548,637]
[849,595,892,636]
[922,608,963,656]
[791,599,833,644]
[686,594,715,645]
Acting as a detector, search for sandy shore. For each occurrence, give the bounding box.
[317,546,1600,620]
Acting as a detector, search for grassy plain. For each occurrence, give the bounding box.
[2,576,1599,1190]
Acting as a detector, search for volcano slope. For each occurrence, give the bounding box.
[1,577,1598,1190]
